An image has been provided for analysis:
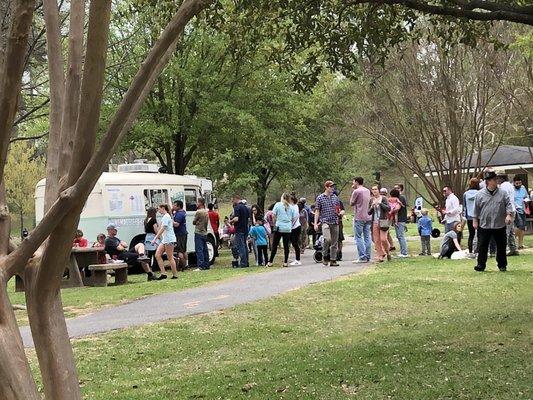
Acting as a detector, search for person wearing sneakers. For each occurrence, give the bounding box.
[288,195,302,266]
[268,193,297,267]
[368,185,391,263]
[152,204,178,280]
[104,224,155,281]
[472,170,514,272]
[314,181,341,267]
[350,177,372,264]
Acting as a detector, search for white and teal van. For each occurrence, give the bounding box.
[35,163,217,265]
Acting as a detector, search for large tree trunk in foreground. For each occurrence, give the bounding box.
[0,0,211,398]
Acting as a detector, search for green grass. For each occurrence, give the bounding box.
[59,253,533,400]
[9,250,275,325]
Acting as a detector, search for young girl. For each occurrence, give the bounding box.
[151,204,178,279]
[438,222,462,259]
[92,233,106,249]
[387,189,403,225]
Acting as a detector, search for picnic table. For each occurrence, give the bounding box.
[15,247,107,292]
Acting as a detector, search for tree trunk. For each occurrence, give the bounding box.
[0,277,40,400]
[0,179,10,255]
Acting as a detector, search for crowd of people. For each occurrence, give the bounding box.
[72,169,531,280]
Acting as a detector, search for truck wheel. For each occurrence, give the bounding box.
[207,235,216,265]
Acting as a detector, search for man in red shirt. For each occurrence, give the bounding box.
[207,203,220,250]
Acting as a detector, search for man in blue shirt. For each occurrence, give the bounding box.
[230,194,250,267]
[172,200,188,269]
[513,176,530,250]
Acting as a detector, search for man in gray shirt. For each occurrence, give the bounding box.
[472,171,514,272]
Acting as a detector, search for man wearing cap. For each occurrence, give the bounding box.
[105,224,156,280]
[472,171,514,272]
[496,170,518,256]
[314,180,341,266]
[350,177,372,263]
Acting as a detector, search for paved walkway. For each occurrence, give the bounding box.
[20,241,368,348]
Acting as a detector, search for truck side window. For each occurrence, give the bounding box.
[143,189,169,209]
[184,188,197,211]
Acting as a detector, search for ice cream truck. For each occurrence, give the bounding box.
[34,162,217,265]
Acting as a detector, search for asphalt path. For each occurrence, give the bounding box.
[20,239,369,347]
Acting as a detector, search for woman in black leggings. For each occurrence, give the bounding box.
[267,193,297,267]
[289,195,301,265]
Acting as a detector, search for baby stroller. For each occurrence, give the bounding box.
[313,233,324,263]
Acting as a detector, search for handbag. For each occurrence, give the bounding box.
[379,219,390,231]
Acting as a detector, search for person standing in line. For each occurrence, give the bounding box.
[334,191,346,261]
[390,188,409,258]
[298,201,309,253]
[172,200,188,270]
[442,186,461,234]
[141,207,159,280]
[192,198,210,271]
[473,171,514,272]
[300,197,312,250]
[249,205,262,264]
[289,195,302,265]
[268,193,296,267]
[496,171,518,256]
[152,204,178,280]
[417,208,432,256]
[368,185,391,262]
[379,188,395,250]
[264,204,275,250]
[207,203,220,251]
[314,181,341,267]
[350,177,372,264]
[513,176,529,250]
[249,216,269,266]
[463,178,480,255]
[230,194,250,268]
[307,204,317,248]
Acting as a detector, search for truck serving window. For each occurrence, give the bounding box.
[143,189,169,209]
[184,188,197,211]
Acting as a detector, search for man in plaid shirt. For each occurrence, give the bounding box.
[314,180,341,266]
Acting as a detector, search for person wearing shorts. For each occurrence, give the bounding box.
[152,204,178,280]
[173,200,188,269]
[513,176,529,250]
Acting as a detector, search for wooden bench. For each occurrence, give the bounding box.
[87,263,128,287]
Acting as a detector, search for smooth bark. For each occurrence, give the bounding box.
[0,0,35,181]
[42,0,65,212]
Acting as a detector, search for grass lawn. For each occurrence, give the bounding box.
[9,251,275,325]
[55,252,533,399]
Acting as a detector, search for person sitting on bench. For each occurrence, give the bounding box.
[104,224,156,281]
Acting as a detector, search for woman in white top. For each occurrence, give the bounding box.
[151,204,178,280]
[289,194,302,265]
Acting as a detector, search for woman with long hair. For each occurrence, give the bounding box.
[289,195,302,265]
[267,193,297,267]
[368,186,391,262]
[151,204,178,280]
